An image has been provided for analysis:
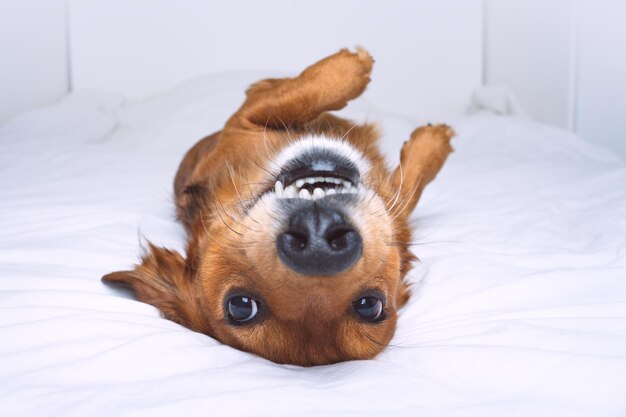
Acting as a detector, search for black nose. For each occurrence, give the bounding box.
[276,204,362,276]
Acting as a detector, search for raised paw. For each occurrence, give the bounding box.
[406,124,454,148]
[400,124,454,161]
[230,48,376,129]
[391,123,455,216]
[334,47,374,81]
[300,47,374,98]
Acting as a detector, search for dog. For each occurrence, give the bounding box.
[103,48,454,366]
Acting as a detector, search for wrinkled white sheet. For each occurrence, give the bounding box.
[1,73,626,417]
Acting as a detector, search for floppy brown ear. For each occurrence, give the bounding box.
[102,244,211,334]
[396,281,412,308]
[390,124,454,219]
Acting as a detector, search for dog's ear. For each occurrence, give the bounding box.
[397,281,411,308]
[390,124,454,219]
[102,244,211,334]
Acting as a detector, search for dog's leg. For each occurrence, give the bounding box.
[228,48,373,129]
[176,49,373,233]
[390,124,454,219]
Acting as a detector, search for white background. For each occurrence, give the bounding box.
[0,0,68,124]
[0,0,625,157]
[67,0,482,122]
[484,0,626,157]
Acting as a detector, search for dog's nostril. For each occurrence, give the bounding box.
[283,232,308,251]
[326,229,352,251]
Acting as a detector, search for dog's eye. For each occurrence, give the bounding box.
[227,296,259,323]
[353,297,384,322]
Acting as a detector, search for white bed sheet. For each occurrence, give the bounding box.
[1,73,626,417]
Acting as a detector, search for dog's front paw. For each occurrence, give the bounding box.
[401,124,454,160]
[337,47,374,79]
[410,124,454,145]
[301,47,373,95]
[332,47,373,91]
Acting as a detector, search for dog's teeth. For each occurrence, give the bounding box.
[285,185,298,198]
[313,188,325,200]
[275,181,284,197]
[277,176,359,199]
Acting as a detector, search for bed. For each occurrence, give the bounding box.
[3,1,626,414]
[1,69,626,416]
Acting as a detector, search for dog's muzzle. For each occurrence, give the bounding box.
[274,147,363,276]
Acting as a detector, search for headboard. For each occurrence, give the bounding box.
[68,0,483,121]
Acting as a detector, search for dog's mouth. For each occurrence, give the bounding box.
[243,138,369,211]
[272,149,360,200]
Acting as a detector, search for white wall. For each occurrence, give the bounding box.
[1,1,625,158]
[68,0,482,122]
[484,0,576,130]
[485,0,626,158]
[576,0,626,157]
[0,0,69,124]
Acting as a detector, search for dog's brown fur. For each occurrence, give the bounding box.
[103,48,454,366]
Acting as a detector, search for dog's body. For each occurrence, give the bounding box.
[104,49,454,366]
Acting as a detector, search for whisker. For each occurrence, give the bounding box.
[276,116,293,142]
[212,195,244,237]
[390,174,423,222]
[226,162,247,208]
[386,160,404,212]
[339,123,357,141]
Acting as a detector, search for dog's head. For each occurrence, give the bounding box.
[104,49,453,366]
[196,127,412,365]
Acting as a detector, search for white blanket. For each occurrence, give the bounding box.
[1,73,625,417]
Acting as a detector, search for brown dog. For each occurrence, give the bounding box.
[103,48,454,366]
